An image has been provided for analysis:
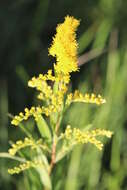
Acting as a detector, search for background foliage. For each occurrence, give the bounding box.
[0,0,127,189]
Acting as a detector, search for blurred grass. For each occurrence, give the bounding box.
[0,0,127,190]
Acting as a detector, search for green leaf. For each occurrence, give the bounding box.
[19,123,32,138]
[53,81,59,94]
[65,146,83,190]
[36,115,51,141]
[78,22,98,54]
[92,19,112,50]
[36,166,52,190]
[0,152,26,162]
[36,149,52,190]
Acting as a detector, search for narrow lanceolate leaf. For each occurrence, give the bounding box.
[36,166,52,190]
[36,150,52,190]
[36,115,51,141]
[0,152,26,162]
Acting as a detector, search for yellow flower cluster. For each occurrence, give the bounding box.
[28,78,53,100]
[62,125,113,150]
[11,105,60,126]
[8,160,42,175]
[11,106,43,126]
[12,75,69,126]
[49,16,80,74]
[66,91,106,106]
[11,15,106,133]
[28,72,68,101]
[28,70,70,85]
[8,138,42,156]
[11,90,67,126]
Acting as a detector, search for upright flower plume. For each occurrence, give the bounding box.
[49,16,80,74]
[9,16,113,185]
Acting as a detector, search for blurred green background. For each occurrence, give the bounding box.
[0,0,127,189]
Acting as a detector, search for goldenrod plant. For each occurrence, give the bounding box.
[8,16,113,189]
